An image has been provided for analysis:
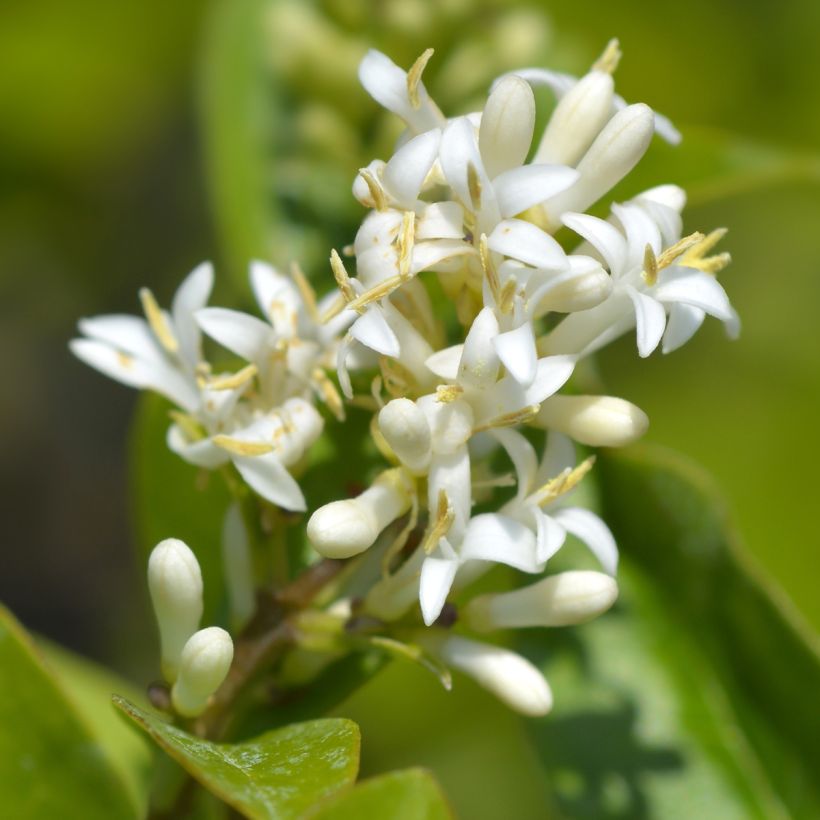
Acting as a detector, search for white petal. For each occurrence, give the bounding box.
[497,68,576,98]
[425,344,463,380]
[635,199,682,248]
[336,334,355,399]
[167,426,228,469]
[232,452,306,512]
[553,507,618,575]
[490,428,538,501]
[417,201,465,240]
[382,129,441,207]
[440,117,492,212]
[249,261,301,336]
[349,306,400,357]
[459,514,542,573]
[611,202,663,271]
[535,431,576,487]
[478,74,535,179]
[662,303,705,354]
[459,307,501,389]
[626,286,666,358]
[77,315,162,364]
[494,164,579,218]
[561,212,627,276]
[196,307,273,364]
[410,239,474,275]
[419,553,459,626]
[428,448,471,543]
[635,184,686,213]
[533,509,567,564]
[172,262,214,367]
[488,219,567,270]
[493,322,538,387]
[524,355,576,405]
[653,268,733,321]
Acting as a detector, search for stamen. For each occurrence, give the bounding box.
[168,410,205,442]
[680,228,731,275]
[532,456,596,506]
[379,357,411,398]
[345,274,404,313]
[290,261,320,323]
[319,294,347,325]
[204,364,258,392]
[421,489,454,554]
[467,162,482,210]
[473,404,540,433]
[435,384,464,403]
[212,435,274,457]
[312,367,345,421]
[139,288,178,354]
[330,250,358,304]
[655,232,704,269]
[642,244,658,286]
[381,492,420,577]
[357,168,388,211]
[398,211,416,280]
[479,233,501,305]
[592,38,622,74]
[407,48,435,110]
[498,278,517,315]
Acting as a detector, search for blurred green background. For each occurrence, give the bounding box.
[1,1,818,813]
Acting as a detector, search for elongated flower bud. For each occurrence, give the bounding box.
[307,468,413,559]
[531,257,612,316]
[148,539,203,682]
[171,627,234,718]
[378,398,432,474]
[533,395,648,447]
[535,70,614,166]
[464,571,618,632]
[541,104,654,228]
[428,634,552,716]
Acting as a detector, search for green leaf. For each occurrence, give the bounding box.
[115,696,360,819]
[522,445,820,819]
[308,768,453,820]
[0,605,139,818]
[130,393,232,622]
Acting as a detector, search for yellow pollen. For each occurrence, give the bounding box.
[212,435,275,457]
[467,162,482,210]
[421,489,454,554]
[642,244,659,286]
[398,210,416,280]
[205,364,258,391]
[312,367,345,421]
[473,404,540,434]
[435,384,464,403]
[330,250,357,304]
[479,233,501,305]
[358,168,388,211]
[290,261,320,323]
[592,38,622,74]
[139,288,178,354]
[680,228,731,276]
[407,48,434,109]
[533,456,596,506]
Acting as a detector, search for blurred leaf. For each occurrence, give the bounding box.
[521,445,820,818]
[130,393,231,623]
[0,605,139,818]
[614,126,820,207]
[308,768,453,819]
[116,697,360,818]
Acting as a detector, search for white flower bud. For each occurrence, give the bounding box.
[531,256,613,316]
[533,394,648,447]
[429,635,553,716]
[541,104,654,228]
[171,627,234,718]
[479,75,536,179]
[148,539,203,682]
[535,70,615,166]
[378,398,433,473]
[464,571,618,632]
[307,468,413,559]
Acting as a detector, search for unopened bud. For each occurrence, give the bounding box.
[479,75,536,179]
[464,571,618,631]
[533,394,648,447]
[427,634,552,716]
[535,71,614,166]
[541,104,654,228]
[171,627,234,718]
[378,398,432,473]
[307,468,413,559]
[531,256,612,316]
[148,539,203,682]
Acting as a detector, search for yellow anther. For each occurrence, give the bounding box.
[330,250,358,305]
[435,384,464,403]
[139,288,178,354]
[204,364,258,392]
[479,233,501,305]
[421,489,455,554]
[345,274,406,313]
[642,244,659,286]
[290,261,320,323]
[312,367,345,421]
[680,228,731,276]
[498,278,518,314]
[358,168,388,212]
[398,211,416,280]
[473,404,541,434]
[467,162,482,210]
[407,48,434,110]
[533,456,596,507]
[212,435,275,457]
[656,232,705,270]
[592,38,622,74]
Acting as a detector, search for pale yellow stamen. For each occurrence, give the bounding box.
[467,162,482,210]
[407,48,434,109]
[312,367,345,421]
[398,210,416,280]
[382,493,420,577]
[319,294,347,325]
[370,375,385,409]
[498,278,518,315]
[330,250,357,304]
[592,38,622,74]
[345,274,404,313]
[290,261,319,323]
[421,489,455,555]
[139,288,178,354]
[203,364,258,392]
[479,233,501,305]
[435,384,464,403]
[168,410,205,442]
[532,456,596,507]
[358,168,388,211]
[680,228,731,275]
[643,232,705,286]
[212,435,274,457]
[473,404,540,434]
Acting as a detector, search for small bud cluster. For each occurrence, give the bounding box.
[74,41,737,718]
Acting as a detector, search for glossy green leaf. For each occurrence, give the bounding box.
[0,605,138,819]
[130,393,231,622]
[520,445,820,819]
[308,768,453,820]
[115,696,360,819]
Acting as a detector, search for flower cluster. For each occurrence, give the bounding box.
[72,41,737,718]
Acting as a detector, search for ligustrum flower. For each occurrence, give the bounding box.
[171,627,234,718]
[147,538,203,682]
